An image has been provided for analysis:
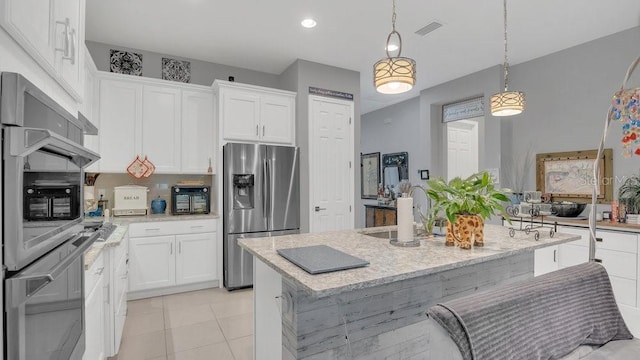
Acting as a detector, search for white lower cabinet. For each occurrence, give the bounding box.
[84,252,105,360]
[128,220,218,296]
[534,245,558,276]
[176,233,217,285]
[254,258,282,360]
[129,235,176,291]
[105,232,129,357]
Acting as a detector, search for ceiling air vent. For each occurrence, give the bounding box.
[415,21,443,36]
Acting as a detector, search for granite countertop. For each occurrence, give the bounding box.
[83,212,219,269]
[239,224,580,298]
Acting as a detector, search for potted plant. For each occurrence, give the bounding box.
[424,172,510,249]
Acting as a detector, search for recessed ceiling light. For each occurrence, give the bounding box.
[301,18,317,28]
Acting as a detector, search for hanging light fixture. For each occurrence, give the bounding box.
[374,0,416,94]
[491,0,525,116]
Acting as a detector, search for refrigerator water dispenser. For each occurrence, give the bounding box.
[233,174,254,209]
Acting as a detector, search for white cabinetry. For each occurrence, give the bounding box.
[95,74,214,174]
[534,245,558,276]
[105,232,129,357]
[215,80,296,145]
[96,78,143,172]
[182,90,215,173]
[128,220,218,297]
[84,252,105,360]
[0,0,85,100]
[142,85,182,173]
[254,258,283,360]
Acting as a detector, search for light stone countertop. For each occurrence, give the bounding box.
[83,212,219,269]
[239,224,580,298]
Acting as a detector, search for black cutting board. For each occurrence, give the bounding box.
[277,245,369,274]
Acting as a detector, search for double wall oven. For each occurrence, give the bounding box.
[2,72,100,359]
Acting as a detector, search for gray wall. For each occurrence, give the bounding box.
[507,26,640,197]
[361,97,422,225]
[86,40,281,88]
[362,26,640,226]
[359,66,504,227]
[281,59,361,233]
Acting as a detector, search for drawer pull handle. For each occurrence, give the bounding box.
[190,225,204,229]
[594,258,602,263]
[595,238,603,242]
[145,228,161,231]
[94,267,105,276]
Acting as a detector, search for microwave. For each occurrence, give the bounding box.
[171,186,210,215]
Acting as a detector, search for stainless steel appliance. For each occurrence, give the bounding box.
[2,72,100,359]
[171,185,211,215]
[223,143,299,290]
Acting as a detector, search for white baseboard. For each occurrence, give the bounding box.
[127,280,220,301]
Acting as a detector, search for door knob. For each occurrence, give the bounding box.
[314,206,326,212]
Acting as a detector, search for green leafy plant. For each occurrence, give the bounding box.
[619,173,640,214]
[424,172,510,224]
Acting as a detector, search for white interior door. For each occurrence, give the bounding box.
[446,118,479,180]
[309,95,354,233]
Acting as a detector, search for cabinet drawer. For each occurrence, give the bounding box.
[85,252,104,296]
[595,248,637,280]
[609,275,637,307]
[174,220,217,234]
[596,231,637,254]
[128,222,175,237]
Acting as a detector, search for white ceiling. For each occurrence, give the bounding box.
[86,0,640,114]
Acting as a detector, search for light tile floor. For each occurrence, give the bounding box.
[114,288,254,360]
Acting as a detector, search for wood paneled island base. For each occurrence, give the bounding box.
[240,225,580,359]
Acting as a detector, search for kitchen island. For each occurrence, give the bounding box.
[239,224,580,360]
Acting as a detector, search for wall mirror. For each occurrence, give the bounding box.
[382,152,409,189]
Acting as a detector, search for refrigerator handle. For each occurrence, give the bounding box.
[262,158,268,220]
[266,158,271,223]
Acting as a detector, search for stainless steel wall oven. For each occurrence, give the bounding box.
[2,72,100,360]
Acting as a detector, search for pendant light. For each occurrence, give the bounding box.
[490,0,525,116]
[374,0,416,94]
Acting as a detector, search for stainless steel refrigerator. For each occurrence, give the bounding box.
[223,143,300,289]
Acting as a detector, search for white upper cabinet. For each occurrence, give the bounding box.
[261,94,295,144]
[142,85,182,173]
[181,89,214,174]
[53,0,83,96]
[94,73,213,174]
[222,89,260,142]
[215,80,296,145]
[0,0,85,100]
[97,78,143,172]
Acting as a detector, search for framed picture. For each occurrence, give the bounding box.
[536,149,613,203]
[361,152,380,199]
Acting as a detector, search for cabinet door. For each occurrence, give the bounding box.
[260,94,294,144]
[141,85,182,173]
[384,209,397,226]
[0,0,56,71]
[558,243,589,269]
[222,90,260,142]
[534,245,558,276]
[374,208,385,227]
[53,0,82,98]
[365,207,375,227]
[176,232,217,285]
[84,272,104,360]
[129,236,175,291]
[181,89,214,174]
[112,243,128,355]
[98,79,143,172]
[254,258,282,360]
